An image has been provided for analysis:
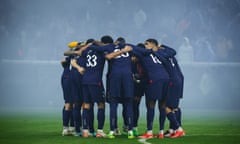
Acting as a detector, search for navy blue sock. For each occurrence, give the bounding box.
[133,100,140,127]
[62,107,70,127]
[110,101,117,131]
[147,107,155,131]
[175,108,182,126]
[82,108,89,130]
[169,118,174,130]
[124,101,133,130]
[159,107,166,130]
[89,106,95,133]
[114,116,118,130]
[166,112,179,130]
[170,122,174,130]
[122,105,128,127]
[97,108,105,130]
[70,109,74,127]
[73,105,82,132]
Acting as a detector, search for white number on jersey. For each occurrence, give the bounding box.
[114,49,129,59]
[86,54,97,67]
[150,54,162,64]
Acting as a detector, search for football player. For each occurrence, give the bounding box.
[64,42,85,136]
[154,44,185,138]
[131,43,148,137]
[61,42,76,136]
[89,36,135,139]
[71,39,108,138]
[126,39,170,139]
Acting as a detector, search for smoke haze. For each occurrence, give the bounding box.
[0,0,240,116]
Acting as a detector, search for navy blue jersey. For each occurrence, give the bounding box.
[155,45,184,98]
[156,46,182,80]
[173,57,184,80]
[61,56,71,77]
[61,56,72,103]
[91,43,132,75]
[131,45,169,83]
[131,58,148,82]
[81,46,106,85]
[68,55,85,103]
[91,43,134,99]
[158,45,176,58]
[172,56,184,98]
[70,55,85,81]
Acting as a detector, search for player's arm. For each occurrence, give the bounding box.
[61,56,71,68]
[64,50,77,56]
[159,44,177,58]
[64,43,90,56]
[129,44,152,55]
[70,59,85,75]
[75,43,92,56]
[60,59,67,68]
[93,41,107,46]
[152,50,169,64]
[105,45,132,60]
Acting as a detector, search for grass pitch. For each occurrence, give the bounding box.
[0,112,240,144]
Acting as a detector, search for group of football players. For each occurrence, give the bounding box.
[60,35,185,139]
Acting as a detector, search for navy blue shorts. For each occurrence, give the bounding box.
[61,74,72,103]
[165,79,181,109]
[145,79,169,101]
[82,84,105,103]
[109,73,134,99]
[71,74,83,103]
[134,81,146,97]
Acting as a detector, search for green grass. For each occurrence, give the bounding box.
[0,113,240,144]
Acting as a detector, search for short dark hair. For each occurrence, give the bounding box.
[146,38,158,46]
[137,43,145,48]
[116,37,126,44]
[101,35,113,44]
[86,38,95,44]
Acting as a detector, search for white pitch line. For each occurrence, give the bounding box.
[138,138,152,144]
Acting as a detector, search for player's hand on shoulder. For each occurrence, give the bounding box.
[70,59,77,67]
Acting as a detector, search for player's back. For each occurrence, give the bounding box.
[62,56,71,76]
[109,44,132,75]
[82,47,106,85]
[133,48,169,82]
